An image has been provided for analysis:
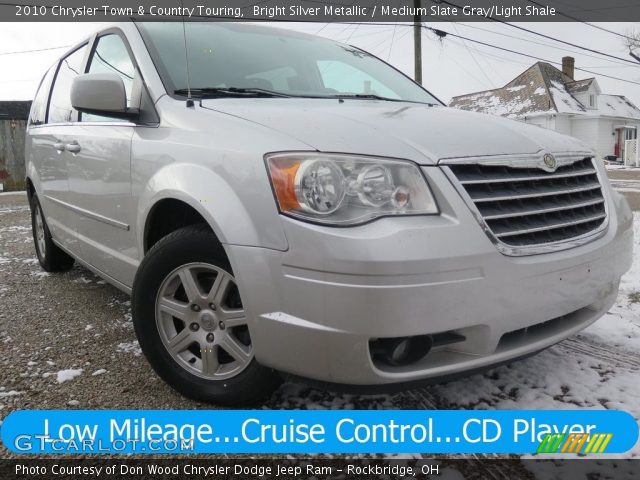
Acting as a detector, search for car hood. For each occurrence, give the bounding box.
[201,99,591,165]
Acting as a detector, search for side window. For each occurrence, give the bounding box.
[48,45,87,124]
[316,60,399,99]
[29,66,56,126]
[82,34,136,122]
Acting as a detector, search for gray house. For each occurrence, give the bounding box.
[450,57,640,163]
[0,100,31,191]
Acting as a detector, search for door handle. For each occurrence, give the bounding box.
[53,142,65,152]
[66,142,81,154]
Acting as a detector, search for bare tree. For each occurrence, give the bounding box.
[625,28,640,62]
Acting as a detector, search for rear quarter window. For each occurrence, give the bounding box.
[48,45,87,124]
[28,66,56,126]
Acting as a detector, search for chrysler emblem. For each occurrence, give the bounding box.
[543,154,557,171]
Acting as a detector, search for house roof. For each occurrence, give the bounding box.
[0,101,32,120]
[566,78,595,94]
[591,94,640,120]
[449,62,640,121]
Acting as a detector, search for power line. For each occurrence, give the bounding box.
[525,0,635,41]
[387,23,398,61]
[421,24,640,86]
[300,20,640,87]
[304,19,640,87]
[0,45,70,56]
[292,18,640,87]
[449,39,534,67]
[451,24,496,87]
[499,22,637,65]
[437,0,639,65]
[454,22,635,67]
[445,38,496,87]
[343,22,361,43]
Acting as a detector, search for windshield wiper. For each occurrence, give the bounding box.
[332,94,402,101]
[174,87,291,98]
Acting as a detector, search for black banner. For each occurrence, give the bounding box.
[1,0,640,22]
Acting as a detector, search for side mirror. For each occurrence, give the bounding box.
[71,73,137,120]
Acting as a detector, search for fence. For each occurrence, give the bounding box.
[0,119,27,191]
[624,139,639,167]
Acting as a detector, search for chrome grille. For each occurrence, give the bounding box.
[445,156,607,255]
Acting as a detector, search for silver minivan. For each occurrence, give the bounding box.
[26,22,633,404]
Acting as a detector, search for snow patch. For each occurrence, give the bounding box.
[117,341,141,356]
[0,390,22,398]
[549,80,585,113]
[0,191,27,197]
[56,369,83,384]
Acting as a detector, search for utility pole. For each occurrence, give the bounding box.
[414,0,422,84]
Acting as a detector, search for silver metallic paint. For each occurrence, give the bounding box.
[25,22,634,386]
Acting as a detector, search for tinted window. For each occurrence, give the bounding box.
[138,22,440,105]
[29,66,56,126]
[82,34,136,123]
[317,61,399,99]
[48,45,87,124]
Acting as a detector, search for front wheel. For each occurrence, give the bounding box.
[132,225,281,405]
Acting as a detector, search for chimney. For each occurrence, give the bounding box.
[562,56,575,80]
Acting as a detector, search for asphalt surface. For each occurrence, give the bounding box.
[1,173,639,475]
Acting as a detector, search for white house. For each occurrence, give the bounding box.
[449,57,640,163]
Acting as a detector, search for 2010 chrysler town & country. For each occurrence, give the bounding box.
[26,22,633,404]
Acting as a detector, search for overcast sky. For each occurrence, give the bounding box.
[1,21,638,105]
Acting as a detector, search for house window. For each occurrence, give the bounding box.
[589,94,596,108]
[625,128,637,141]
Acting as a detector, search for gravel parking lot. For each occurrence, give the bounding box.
[1,175,639,471]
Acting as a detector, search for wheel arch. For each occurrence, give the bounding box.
[25,177,35,204]
[143,198,220,254]
[136,163,268,258]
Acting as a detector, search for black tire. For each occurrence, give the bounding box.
[30,195,75,272]
[132,225,281,405]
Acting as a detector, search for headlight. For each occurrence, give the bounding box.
[266,153,439,226]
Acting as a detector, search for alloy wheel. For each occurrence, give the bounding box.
[155,262,252,380]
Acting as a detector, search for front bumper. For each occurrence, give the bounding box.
[226,168,634,385]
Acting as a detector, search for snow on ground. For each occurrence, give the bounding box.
[0,390,22,399]
[609,179,640,193]
[606,164,640,171]
[584,214,640,353]
[0,191,27,197]
[116,340,142,356]
[56,369,83,384]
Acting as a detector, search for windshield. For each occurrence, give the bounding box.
[136,22,441,104]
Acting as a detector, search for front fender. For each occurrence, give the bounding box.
[136,163,288,256]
